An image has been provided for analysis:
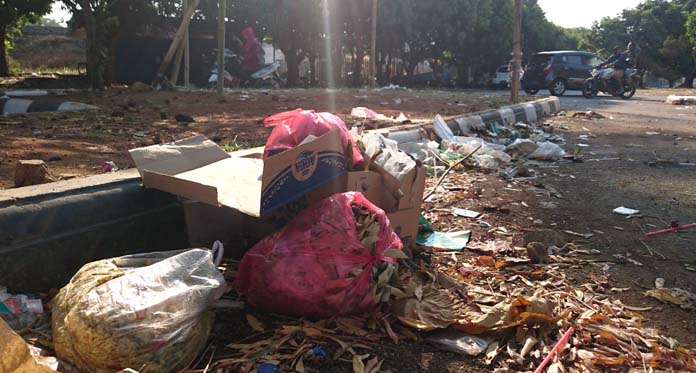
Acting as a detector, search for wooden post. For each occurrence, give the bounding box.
[171,39,185,84]
[370,0,378,87]
[216,0,226,94]
[184,0,190,88]
[155,0,200,78]
[511,0,522,102]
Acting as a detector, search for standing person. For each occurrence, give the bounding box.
[240,27,265,86]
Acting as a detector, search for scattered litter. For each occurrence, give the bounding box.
[645,222,696,237]
[505,139,538,159]
[528,141,566,160]
[362,132,417,181]
[174,114,195,123]
[645,287,696,309]
[418,231,472,251]
[655,278,665,289]
[571,110,605,119]
[453,208,481,219]
[427,329,490,356]
[626,258,644,266]
[101,161,118,173]
[613,206,640,216]
[351,106,386,120]
[379,84,406,90]
[500,166,536,181]
[563,230,594,239]
[0,286,45,331]
[645,131,662,136]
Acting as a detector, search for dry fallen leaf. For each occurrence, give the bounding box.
[245,314,265,332]
[352,354,368,373]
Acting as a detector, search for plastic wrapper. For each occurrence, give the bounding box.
[235,192,403,318]
[52,249,226,373]
[426,329,491,356]
[361,133,417,181]
[504,139,539,159]
[528,141,566,160]
[263,109,365,168]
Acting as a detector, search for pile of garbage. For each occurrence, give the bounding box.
[432,114,568,170]
[2,105,695,373]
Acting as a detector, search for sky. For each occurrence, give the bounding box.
[47,0,645,29]
[536,0,644,28]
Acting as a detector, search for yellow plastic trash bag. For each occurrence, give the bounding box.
[52,248,226,373]
[0,318,55,373]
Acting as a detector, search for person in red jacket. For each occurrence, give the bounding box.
[240,27,264,86]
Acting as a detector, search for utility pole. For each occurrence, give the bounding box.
[216,0,226,94]
[511,0,522,102]
[184,0,190,88]
[370,0,378,87]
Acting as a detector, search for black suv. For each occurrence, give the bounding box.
[522,51,603,96]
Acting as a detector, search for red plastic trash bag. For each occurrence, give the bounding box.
[235,192,403,318]
[263,108,365,168]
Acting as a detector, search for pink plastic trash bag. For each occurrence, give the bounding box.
[263,108,365,168]
[235,192,403,318]
[350,106,379,119]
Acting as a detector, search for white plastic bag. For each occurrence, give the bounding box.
[528,141,566,160]
[362,133,417,181]
[52,249,226,373]
[505,139,539,159]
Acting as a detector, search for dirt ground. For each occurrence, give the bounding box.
[0,85,512,189]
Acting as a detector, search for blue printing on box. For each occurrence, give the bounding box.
[260,150,347,215]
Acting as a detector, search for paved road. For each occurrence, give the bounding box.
[482,89,695,120]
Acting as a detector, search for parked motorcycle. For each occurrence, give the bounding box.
[583,62,639,100]
[208,49,284,89]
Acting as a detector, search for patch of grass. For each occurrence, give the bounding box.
[15,65,81,75]
[222,136,266,153]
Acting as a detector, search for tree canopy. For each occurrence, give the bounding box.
[47,0,696,88]
[0,0,53,76]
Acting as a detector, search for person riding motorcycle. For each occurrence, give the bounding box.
[240,27,265,86]
[599,46,629,94]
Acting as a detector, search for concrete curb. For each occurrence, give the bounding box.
[666,95,696,105]
[0,170,188,292]
[374,97,562,144]
[438,97,561,136]
[0,97,98,115]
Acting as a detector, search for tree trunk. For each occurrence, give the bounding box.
[309,54,317,87]
[685,56,696,89]
[0,26,9,77]
[82,4,105,89]
[285,51,301,87]
[668,79,675,88]
[352,50,364,87]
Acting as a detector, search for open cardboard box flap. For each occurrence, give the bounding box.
[129,130,347,217]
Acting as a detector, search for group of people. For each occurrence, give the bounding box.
[599,41,641,93]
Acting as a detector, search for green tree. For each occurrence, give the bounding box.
[587,0,696,87]
[61,0,179,89]
[0,0,53,76]
[688,9,696,50]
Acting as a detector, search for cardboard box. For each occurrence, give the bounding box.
[387,208,421,249]
[130,130,347,217]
